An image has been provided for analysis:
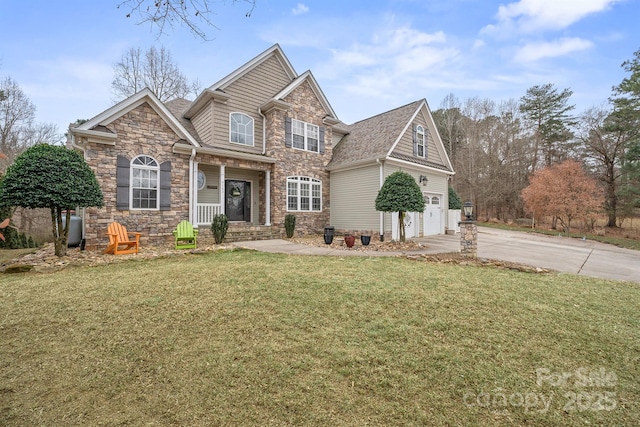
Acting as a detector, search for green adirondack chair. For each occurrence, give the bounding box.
[173,220,198,250]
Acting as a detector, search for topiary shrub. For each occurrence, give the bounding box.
[211,214,228,244]
[284,214,296,238]
[449,186,462,210]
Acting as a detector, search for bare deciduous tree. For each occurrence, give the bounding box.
[118,0,256,40]
[0,76,62,171]
[112,46,200,102]
[433,93,465,159]
[576,105,629,227]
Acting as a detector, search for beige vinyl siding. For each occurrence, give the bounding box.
[212,55,293,153]
[197,165,220,204]
[192,100,214,145]
[391,109,446,166]
[330,165,381,231]
[381,163,449,235]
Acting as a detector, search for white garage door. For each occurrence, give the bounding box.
[423,194,442,236]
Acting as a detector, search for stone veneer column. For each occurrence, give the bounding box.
[459,220,478,258]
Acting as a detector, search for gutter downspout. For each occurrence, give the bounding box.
[189,148,197,227]
[376,158,384,241]
[69,132,87,248]
[258,107,267,155]
[258,107,271,226]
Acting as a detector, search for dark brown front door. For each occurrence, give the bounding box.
[225,180,251,222]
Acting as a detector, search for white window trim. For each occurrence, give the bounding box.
[286,176,322,212]
[291,119,319,153]
[130,154,160,211]
[229,112,255,147]
[416,125,426,158]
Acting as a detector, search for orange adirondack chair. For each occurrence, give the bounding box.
[104,222,141,255]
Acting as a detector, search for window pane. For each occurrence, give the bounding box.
[288,182,297,196]
[293,134,304,149]
[149,170,158,188]
[312,198,320,211]
[292,120,305,135]
[301,197,310,210]
[307,137,318,152]
[288,196,298,210]
[230,113,253,145]
[312,184,320,198]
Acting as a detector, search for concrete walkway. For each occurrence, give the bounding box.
[232,226,640,284]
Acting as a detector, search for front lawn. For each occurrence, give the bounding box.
[1,250,638,426]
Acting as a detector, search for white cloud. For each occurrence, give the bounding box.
[328,27,453,75]
[513,37,594,62]
[291,3,309,16]
[314,25,461,115]
[483,0,622,34]
[473,39,486,49]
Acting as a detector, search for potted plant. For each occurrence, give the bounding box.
[324,226,334,244]
[344,234,356,248]
[360,230,371,246]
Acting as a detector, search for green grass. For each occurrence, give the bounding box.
[480,222,640,251]
[1,250,638,426]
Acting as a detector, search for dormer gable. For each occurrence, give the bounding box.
[69,88,200,147]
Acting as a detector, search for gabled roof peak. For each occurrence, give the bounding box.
[209,43,297,91]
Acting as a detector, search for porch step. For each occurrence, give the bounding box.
[224,225,280,242]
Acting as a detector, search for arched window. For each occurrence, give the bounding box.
[416,125,425,158]
[131,155,159,210]
[230,112,254,146]
[287,176,322,212]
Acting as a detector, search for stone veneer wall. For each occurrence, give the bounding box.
[79,103,191,250]
[264,81,332,235]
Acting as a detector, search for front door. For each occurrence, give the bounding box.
[225,180,251,222]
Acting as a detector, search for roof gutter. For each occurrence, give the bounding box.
[173,143,277,164]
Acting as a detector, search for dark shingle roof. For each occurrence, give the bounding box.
[328,100,422,170]
[164,98,202,144]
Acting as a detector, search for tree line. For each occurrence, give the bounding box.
[433,49,640,229]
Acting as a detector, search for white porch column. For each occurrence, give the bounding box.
[192,162,199,226]
[265,170,271,226]
[219,165,226,216]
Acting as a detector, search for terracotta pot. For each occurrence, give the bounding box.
[344,235,355,248]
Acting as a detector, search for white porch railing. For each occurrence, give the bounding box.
[197,203,222,226]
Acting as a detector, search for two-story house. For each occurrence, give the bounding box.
[68,44,454,250]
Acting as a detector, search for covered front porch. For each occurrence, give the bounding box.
[194,164,272,227]
[174,142,277,229]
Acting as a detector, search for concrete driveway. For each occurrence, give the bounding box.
[235,226,640,283]
[420,226,640,283]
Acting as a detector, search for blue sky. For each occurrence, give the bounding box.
[1,0,638,135]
